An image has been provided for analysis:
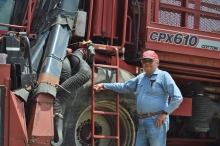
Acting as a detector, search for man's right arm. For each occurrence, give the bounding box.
[94,76,140,93]
[94,83,104,91]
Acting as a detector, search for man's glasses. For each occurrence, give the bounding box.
[141,59,154,64]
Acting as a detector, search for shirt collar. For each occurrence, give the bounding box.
[152,68,159,75]
[146,68,159,78]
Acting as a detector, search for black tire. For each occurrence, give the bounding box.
[62,67,138,146]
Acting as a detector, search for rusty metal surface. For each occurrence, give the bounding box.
[37,72,59,87]
[27,93,54,145]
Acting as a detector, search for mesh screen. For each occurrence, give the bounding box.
[200,0,220,32]
[158,8,181,27]
[152,0,220,32]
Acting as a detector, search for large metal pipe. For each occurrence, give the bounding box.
[37,24,70,87]
[30,31,50,72]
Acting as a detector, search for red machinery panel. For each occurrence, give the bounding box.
[9,92,28,146]
[0,64,10,84]
[143,0,220,83]
[171,97,192,116]
[92,0,118,38]
[144,0,220,66]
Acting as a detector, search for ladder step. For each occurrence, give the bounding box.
[91,47,120,145]
[94,64,118,69]
[93,111,118,115]
[93,135,119,139]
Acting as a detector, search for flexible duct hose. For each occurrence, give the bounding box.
[54,49,92,115]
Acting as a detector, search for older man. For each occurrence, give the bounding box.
[94,50,183,146]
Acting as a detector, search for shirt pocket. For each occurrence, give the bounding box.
[147,80,164,95]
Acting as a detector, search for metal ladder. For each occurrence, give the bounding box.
[91,47,120,146]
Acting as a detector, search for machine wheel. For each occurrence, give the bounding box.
[63,67,138,146]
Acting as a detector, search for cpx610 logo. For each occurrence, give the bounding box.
[149,31,198,47]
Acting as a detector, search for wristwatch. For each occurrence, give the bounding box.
[161,110,168,115]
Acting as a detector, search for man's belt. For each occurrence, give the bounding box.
[139,111,163,119]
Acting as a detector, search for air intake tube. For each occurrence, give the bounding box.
[52,49,92,145]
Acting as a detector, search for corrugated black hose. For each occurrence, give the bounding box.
[52,49,91,145]
[54,49,92,115]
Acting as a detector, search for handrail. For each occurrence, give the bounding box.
[0,0,38,37]
[160,3,220,19]
[91,47,120,146]
[0,23,27,29]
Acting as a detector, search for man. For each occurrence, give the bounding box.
[94,50,183,146]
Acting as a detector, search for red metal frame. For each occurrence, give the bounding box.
[181,0,188,27]
[0,0,37,38]
[21,0,38,35]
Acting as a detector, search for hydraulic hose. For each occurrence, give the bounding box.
[23,36,33,73]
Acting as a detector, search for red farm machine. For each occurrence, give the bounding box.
[0,0,220,146]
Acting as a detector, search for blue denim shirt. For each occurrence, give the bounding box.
[104,68,183,115]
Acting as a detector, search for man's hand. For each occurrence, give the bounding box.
[155,114,166,127]
[94,83,104,92]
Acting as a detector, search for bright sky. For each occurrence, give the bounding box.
[0,0,14,30]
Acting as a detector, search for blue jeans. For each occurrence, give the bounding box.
[135,115,169,146]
